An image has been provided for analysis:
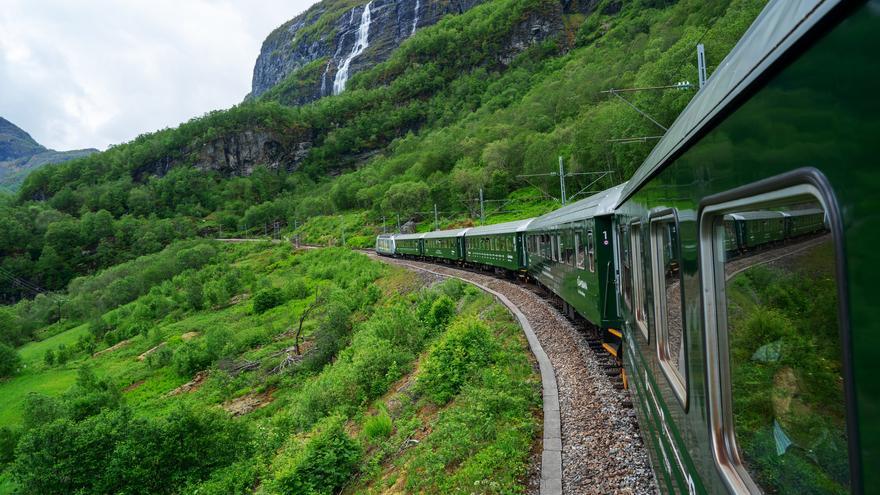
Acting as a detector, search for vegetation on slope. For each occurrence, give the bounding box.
[1,0,763,302]
[0,244,540,494]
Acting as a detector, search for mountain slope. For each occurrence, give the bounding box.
[0,117,97,192]
[3,0,764,303]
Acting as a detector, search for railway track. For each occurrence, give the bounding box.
[369,253,658,495]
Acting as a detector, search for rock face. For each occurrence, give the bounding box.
[0,117,97,191]
[249,0,486,102]
[191,130,312,176]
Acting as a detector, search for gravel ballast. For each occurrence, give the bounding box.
[372,255,658,495]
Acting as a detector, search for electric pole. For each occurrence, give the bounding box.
[559,156,567,205]
[434,204,439,231]
[479,188,485,224]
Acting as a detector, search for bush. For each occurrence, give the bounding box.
[0,426,20,466]
[269,415,361,495]
[419,317,498,404]
[0,341,22,378]
[363,406,393,440]
[426,294,456,331]
[173,341,213,377]
[146,345,173,369]
[252,288,284,314]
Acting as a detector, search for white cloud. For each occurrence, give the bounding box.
[0,0,316,151]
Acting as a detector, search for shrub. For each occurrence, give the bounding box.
[146,345,173,369]
[0,426,20,466]
[22,394,63,431]
[284,278,310,300]
[63,366,122,421]
[0,342,21,378]
[419,317,498,404]
[269,415,361,495]
[252,288,285,314]
[427,294,456,331]
[173,341,212,377]
[363,406,393,440]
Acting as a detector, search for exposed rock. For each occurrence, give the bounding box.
[249,0,487,103]
[498,2,565,65]
[192,130,309,176]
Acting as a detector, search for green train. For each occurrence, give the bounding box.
[376,0,877,492]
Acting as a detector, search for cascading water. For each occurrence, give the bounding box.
[333,1,372,95]
[411,0,420,35]
[322,10,357,97]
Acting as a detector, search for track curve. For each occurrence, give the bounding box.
[369,254,657,495]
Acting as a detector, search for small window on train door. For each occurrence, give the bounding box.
[587,231,595,273]
[650,212,687,407]
[620,224,632,311]
[630,222,648,340]
[557,233,563,263]
[575,232,585,269]
[700,181,852,495]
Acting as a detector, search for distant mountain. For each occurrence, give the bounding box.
[0,117,97,191]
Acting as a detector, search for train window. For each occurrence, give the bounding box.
[587,231,595,273]
[701,184,850,495]
[557,234,563,263]
[650,213,686,405]
[575,233,585,269]
[564,231,575,266]
[620,224,632,311]
[630,222,648,340]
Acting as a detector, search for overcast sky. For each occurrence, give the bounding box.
[0,0,317,152]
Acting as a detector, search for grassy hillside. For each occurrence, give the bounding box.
[0,243,540,494]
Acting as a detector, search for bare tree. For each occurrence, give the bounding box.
[295,288,323,355]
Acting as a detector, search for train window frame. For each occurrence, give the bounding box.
[698,171,857,495]
[649,209,688,409]
[630,220,649,341]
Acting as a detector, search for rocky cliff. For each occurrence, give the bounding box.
[249,0,486,103]
[0,117,97,191]
[250,0,606,106]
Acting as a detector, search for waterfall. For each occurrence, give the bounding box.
[333,1,373,95]
[411,0,420,36]
[322,10,357,97]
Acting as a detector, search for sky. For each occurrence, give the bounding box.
[0,0,317,152]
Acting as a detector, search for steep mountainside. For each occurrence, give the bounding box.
[0,117,97,191]
[249,0,486,103]
[3,0,764,304]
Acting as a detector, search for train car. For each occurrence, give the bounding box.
[730,211,787,249]
[786,207,827,238]
[525,183,626,340]
[423,228,470,261]
[375,234,396,256]
[612,0,875,493]
[393,232,424,257]
[464,218,534,272]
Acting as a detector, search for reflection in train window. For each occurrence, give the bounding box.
[630,222,648,340]
[714,199,849,494]
[651,214,686,403]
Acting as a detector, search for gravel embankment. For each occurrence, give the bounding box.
[372,255,658,495]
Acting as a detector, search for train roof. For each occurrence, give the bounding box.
[528,183,627,230]
[465,218,536,236]
[422,228,471,239]
[393,232,426,240]
[376,233,396,239]
[618,0,842,206]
